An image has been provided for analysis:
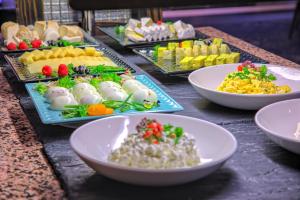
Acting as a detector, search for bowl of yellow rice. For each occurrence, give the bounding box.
[188,62,300,110]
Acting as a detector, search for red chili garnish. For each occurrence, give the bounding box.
[42,65,52,76]
[237,65,243,71]
[157,20,163,25]
[153,131,162,138]
[31,39,42,48]
[18,41,28,50]
[58,64,68,77]
[152,139,159,144]
[143,130,153,139]
[6,42,17,50]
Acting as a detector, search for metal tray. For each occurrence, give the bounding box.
[4,44,137,83]
[1,28,99,53]
[25,74,184,125]
[98,26,208,47]
[132,40,269,75]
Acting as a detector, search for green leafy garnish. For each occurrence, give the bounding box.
[34,83,48,95]
[90,78,101,89]
[163,124,184,144]
[100,73,122,84]
[67,64,75,75]
[62,105,89,118]
[57,76,75,89]
[153,44,161,60]
[115,25,125,35]
[89,65,125,75]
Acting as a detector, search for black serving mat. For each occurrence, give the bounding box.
[0,28,99,54]
[132,40,268,76]
[98,26,208,47]
[4,43,137,83]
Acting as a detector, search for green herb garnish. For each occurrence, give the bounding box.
[34,83,48,95]
[57,76,75,89]
[62,105,89,118]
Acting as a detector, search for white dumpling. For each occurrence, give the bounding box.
[132,88,158,104]
[97,81,127,101]
[73,89,98,102]
[104,90,128,101]
[72,83,97,98]
[50,94,78,110]
[98,81,121,94]
[45,86,70,103]
[79,93,103,104]
[122,79,147,94]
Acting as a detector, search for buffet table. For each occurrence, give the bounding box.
[0,26,299,199]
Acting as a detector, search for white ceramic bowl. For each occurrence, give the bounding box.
[70,113,237,186]
[255,99,300,155]
[188,63,300,110]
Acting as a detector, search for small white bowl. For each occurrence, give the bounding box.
[188,63,300,110]
[70,113,237,186]
[255,98,300,154]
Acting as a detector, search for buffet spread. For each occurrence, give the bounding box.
[1,18,300,191]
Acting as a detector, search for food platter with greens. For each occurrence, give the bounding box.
[25,73,183,124]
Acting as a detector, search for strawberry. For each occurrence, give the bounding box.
[18,41,29,50]
[6,42,17,50]
[42,65,52,76]
[31,39,42,48]
[58,64,68,77]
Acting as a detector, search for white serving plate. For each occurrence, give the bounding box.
[255,98,300,155]
[188,63,300,110]
[70,113,237,186]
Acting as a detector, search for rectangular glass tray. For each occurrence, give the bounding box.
[98,26,208,47]
[132,40,269,75]
[25,74,184,125]
[1,28,99,53]
[4,43,137,83]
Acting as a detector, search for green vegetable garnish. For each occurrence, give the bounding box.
[67,64,75,75]
[115,25,125,35]
[90,78,101,89]
[62,105,89,118]
[34,83,48,95]
[89,65,125,75]
[57,76,75,89]
[100,73,122,84]
[163,124,184,144]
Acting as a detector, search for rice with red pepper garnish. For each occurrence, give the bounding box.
[108,118,200,169]
[217,61,291,94]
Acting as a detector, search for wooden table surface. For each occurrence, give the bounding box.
[0,26,299,199]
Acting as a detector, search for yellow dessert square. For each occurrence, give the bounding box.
[167,42,179,50]
[226,52,240,64]
[181,40,193,48]
[212,38,223,47]
[192,55,207,69]
[192,45,201,57]
[163,49,173,60]
[157,47,167,58]
[85,47,97,56]
[219,44,231,54]
[184,47,193,57]
[209,44,219,55]
[216,54,228,65]
[180,56,194,70]
[204,55,218,66]
[200,44,210,56]
[175,47,185,65]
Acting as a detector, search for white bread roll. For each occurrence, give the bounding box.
[1,21,19,40]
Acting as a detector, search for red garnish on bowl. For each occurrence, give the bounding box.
[58,64,68,77]
[6,42,17,50]
[31,39,42,48]
[18,41,28,50]
[42,65,52,76]
[157,20,163,25]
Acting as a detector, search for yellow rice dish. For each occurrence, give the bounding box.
[217,62,291,94]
